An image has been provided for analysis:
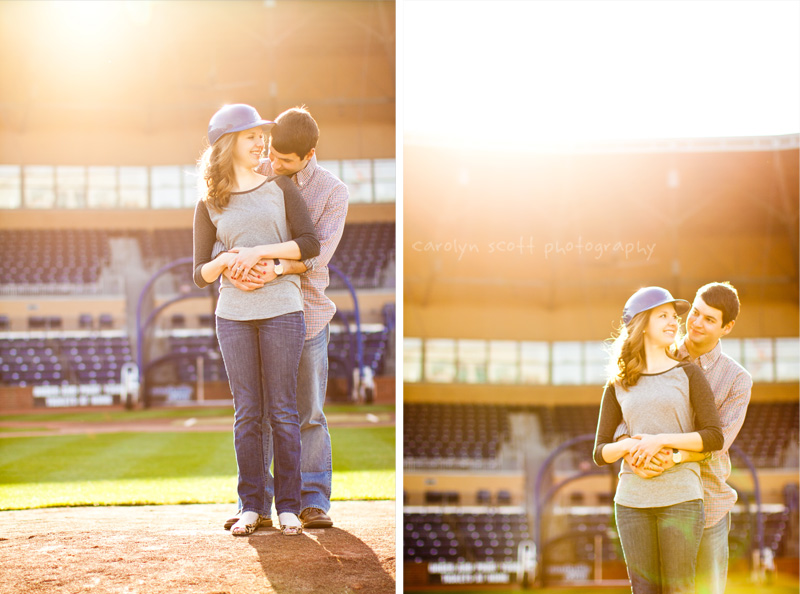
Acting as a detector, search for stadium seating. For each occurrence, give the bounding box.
[136,223,395,290]
[731,402,799,468]
[165,328,392,385]
[404,511,530,564]
[403,505,797,571]
[402,400,799,575]
[327,328,392,379]
[328,222,395,289]
[0,229,111,287]
[0,336,133,386]
[0,223,396,294]
[403,403,511,465]
[0,325,392,391]
[535,403,799,470]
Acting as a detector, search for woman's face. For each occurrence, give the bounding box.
[232,127,265,168]
[644,303,679,348]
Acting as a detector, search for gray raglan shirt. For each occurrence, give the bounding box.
[593,362,724,508]
[192,176,320,321]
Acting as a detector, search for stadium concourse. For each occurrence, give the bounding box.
[402,134,799,590]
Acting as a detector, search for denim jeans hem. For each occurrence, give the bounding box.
[301,501,331,514]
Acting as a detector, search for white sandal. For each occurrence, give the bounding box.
[278,512,303,536]
[231,511,262,536]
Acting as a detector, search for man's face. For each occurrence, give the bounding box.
[268,142,313,176]
[685,296,734,351]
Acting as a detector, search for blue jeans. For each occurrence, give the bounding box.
[249,325,332,514]
[696,513,730,594]
[615,500,705,594]
[216,313,305,516]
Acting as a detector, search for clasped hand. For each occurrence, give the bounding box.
[624,435,675,478]
[223,252,275,291]
[227,247,263,280]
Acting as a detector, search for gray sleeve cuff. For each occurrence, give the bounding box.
[303,257,316,273]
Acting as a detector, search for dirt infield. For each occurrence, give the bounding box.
[0,408,395,438]
[0,501,395,594]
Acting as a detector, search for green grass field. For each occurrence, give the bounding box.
[0,407,394,510]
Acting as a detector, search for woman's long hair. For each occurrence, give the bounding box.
[198,132,238,211]
[605,309,682,390]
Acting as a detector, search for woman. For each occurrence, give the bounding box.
[193,104,320,536]
[593,286,723,594]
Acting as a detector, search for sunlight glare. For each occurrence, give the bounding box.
[405,1,800,148]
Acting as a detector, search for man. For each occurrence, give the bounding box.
[223,106,349,529]
[619,281,752,594]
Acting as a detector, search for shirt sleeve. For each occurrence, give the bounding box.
[710,367,753,460]
[685,364,724,451]
[192,200,216,289]
[594,383,623,466]
[274,175,320,260]
[303,180,349,274]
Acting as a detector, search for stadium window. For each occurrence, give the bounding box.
[488,340,519,384]
[404,337,423,383]
[341,159,373,203]
[457,339,487,383]
[743,338,774,382]
[552,341,582,385]
[151,165,182,208]
[584,341,608,385]
[520,341,549,384]
[181,164,200,207]
[23,165,56,208]
[119,167,148,208]
[424,338,456,383]
[373,158,396,202]
[720,338,742,362]
[0,165,22,208]
[774,338,800,382]
[317,160,341,177]
[87,166,118,208]
[55,166,86,208]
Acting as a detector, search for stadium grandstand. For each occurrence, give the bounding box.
[0,1,395,410]
[403,135,799,589]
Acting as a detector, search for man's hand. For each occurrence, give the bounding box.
[223,259,276,291]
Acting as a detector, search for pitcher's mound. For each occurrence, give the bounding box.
[0,500,395,594]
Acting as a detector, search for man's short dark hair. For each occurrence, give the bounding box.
[270,106,320,159]
[696,281,740,327]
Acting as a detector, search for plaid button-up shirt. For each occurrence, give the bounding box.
[258,155,349,340]
[676,340,752,528]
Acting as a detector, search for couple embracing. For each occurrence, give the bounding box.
[594,282,752,594]
[193,104,348,536]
